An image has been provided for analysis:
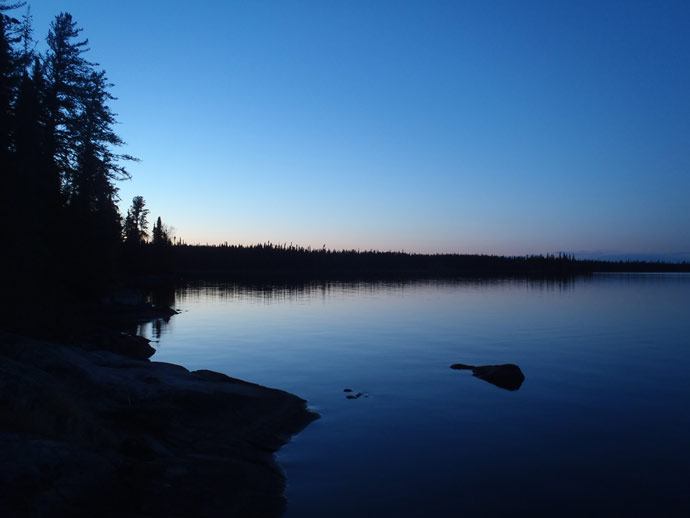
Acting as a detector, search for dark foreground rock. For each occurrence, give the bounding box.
[0,332,318,517]
[450,363,525,391]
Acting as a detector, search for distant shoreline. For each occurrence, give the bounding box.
[592,271,690,275]
[156,245,690,281]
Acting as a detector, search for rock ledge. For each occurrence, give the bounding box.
[0,331,318,517]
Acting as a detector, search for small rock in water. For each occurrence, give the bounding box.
[450,363,473,370]
[346,392,365,400]
[450,362,525,391]
[344,388,353,392]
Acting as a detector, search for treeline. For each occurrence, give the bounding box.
[170,244,690,280]
[0,3,170,313]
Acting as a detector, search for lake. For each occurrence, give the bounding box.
[140,274,690,517]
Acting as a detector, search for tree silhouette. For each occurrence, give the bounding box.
[14,11,57,212]
[124,195,150,245]
[45,13,135,202]
[44,12,89,193]
[152,216,171,247]
[0,8,18,158]
[0,4,158,314]
[0,3,181,333]
[42,12,137,286]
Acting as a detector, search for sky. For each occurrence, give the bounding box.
[26,0,690,258]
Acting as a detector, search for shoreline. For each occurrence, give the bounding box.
[0,329,318,517]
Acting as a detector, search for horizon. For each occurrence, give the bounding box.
[28,1,690,260]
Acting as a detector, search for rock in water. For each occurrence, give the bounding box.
[450,363,525,391]
[449,363,473,370]
[471,364,525,391]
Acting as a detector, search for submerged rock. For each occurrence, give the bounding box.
[345,391,367,399]
[450,363,525,391]
[0,331,318,517]
[450,363,474,370]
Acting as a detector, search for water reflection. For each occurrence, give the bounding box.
[139,273,690,517]
[138,274,689,342]
[135,284,177,340]
[150,284,176,311]
[175,277,582,303]
[139,278,583,339]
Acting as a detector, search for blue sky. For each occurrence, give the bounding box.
[28,1,690,258]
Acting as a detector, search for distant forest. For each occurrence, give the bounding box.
[2,3,688,327]
[170,244,690,280]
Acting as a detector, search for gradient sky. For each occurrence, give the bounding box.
[28,0,690,257]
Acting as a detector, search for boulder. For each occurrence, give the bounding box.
[451,363,525,391]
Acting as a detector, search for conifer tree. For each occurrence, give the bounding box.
[44,13,136,283]
[46,13,135,220]
[1,3,26,244]
[0,9,19,157]
[45,12,89,192]
[13,12,54,200]
[124,196,149,245]
[152,216,163,245]
[152,216,172,247]
[72,69,131,212]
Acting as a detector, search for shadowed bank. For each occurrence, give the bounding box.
[0,331,318,517]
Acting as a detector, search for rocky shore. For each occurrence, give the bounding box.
[0,330,318,517]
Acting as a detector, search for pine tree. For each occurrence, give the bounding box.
[124,196,149,245]
[1,3,26,247]
[152,216,162,245]
[0,9,19,157]
[72,69,132,213]
[40,12,137,292]
[152,216,172,247]
[45,13,136,226]
[14,12,57,204]
[45,12,89,193]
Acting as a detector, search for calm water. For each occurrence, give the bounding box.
[141,274,690,517]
